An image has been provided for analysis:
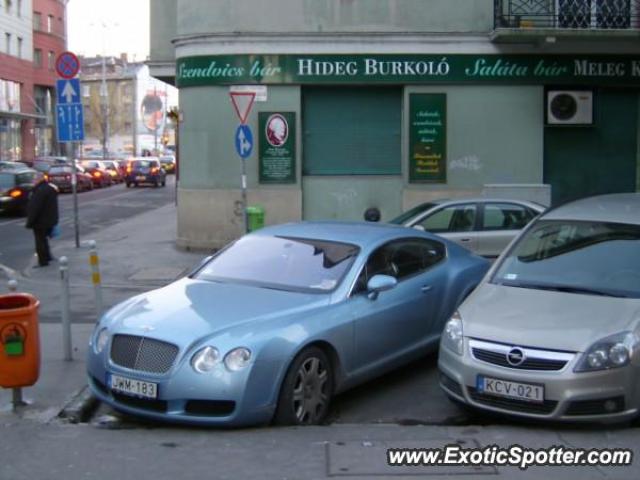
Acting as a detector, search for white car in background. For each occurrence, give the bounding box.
[389,198,545,258]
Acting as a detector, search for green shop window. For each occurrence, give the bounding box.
[302,87,401,175]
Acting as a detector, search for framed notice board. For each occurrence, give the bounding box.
[409,94,447,183]
[259,112,296,184]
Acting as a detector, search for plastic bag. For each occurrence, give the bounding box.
[49,224,61,239]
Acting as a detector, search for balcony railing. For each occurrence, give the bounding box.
[494,0,640,30]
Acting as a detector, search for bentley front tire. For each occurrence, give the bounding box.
[275,347,333,426]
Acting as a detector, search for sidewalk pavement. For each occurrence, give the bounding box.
[0,203,204,416]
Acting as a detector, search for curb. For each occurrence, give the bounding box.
[57,385,100,424]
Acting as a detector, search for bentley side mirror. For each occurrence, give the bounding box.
[367,274,397,300]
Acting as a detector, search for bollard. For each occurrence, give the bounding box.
[8,279,17,293]
[88,240,103,320]
[59,256,72,361]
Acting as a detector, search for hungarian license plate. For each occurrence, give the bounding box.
[477,375,544,403]
[108,373,158,399]
[136,175,146,181]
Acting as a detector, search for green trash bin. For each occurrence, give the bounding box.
[246,205,265,232]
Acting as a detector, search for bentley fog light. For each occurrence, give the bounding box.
[191,346,220,373]
[575,332,636,372]
[95,328,110,354]
[442,311,464,356]
[224,347,252,371]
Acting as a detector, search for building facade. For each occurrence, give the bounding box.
[149,0,640,250]
[79,55,178,157]
[0,0,66,162]
[32,0,66,157]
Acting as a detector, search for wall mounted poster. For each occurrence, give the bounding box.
[259,112,296,184]
[409,93,447,183]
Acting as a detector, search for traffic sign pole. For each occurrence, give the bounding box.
[230,92,256,235]
[55,51,84,247]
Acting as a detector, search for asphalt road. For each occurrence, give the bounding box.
[0,177,177,272]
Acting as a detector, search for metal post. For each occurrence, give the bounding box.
[12,388,26,409]
[59,256,72,361]
[88,240,103,319]
[7,278,17,292]
[100,54,109,159]
[241,158,248,234]
[71,144,80,248]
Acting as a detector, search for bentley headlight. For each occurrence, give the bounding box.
[224,347,252,371]
[575,332,637,372]
[191,346,220,373]
[441,311,464,356]
[95,328,110,354]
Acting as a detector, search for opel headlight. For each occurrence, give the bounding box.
[575,332,637,372]
[442,311,464,356]
[191,346,220,373]
[95,328,110,354]
[224,347,252,371]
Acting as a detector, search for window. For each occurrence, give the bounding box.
[48,51,55,70]
[34,49,42,67]
[195,235,360,293]
[16,0,21,17]
[16,37,21,58]
[482,203,536,231]
[418,204,477,233]
[5,33,11,55]
[5,0,11,14]
[353,239,446,294]
[47,14,54,33]
[33,12,41,30]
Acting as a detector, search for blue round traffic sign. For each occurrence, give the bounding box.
[56,51,80,79]
[235,125,253,159]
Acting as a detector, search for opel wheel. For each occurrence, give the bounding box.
[275,347,333,425]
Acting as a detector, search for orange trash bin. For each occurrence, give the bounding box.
[0,293,40,388]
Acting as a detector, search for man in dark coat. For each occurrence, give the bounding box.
[26,173,59,267]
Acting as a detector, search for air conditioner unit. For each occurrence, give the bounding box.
[547,90,593,125]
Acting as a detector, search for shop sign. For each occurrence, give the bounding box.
[409,94,446,184]
[259,112,296,184]
[177,54,640,86]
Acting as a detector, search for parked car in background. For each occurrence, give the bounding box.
[159,155,176,174]
[439,193,640,424]
[31,156,69,175]
[389,198,545,258]
[81,160,114,188]
[87,222,489,426]
[47,165,94,192]
[125,158,166,187]
[0,168,37,215]
[102,160,124,183]
[0,161,27,171]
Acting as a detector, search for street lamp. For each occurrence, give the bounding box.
[100,53,109,161]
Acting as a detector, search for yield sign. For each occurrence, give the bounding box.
[229,91,256,124]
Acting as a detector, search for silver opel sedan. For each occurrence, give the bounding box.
[438,193,640,423]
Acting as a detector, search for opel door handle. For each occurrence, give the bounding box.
[459,238,471,242]
[421,285,432,293]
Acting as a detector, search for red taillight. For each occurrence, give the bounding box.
[9,189,22,198]
[93,171,101,178]
[151,167,159,174]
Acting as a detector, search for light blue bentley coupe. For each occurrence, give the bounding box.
[87,222,489,426]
